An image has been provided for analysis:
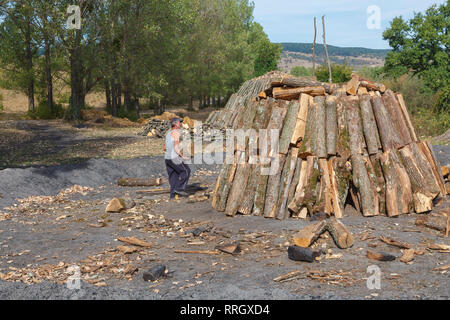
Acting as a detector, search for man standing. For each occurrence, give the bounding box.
[165,117,191,199]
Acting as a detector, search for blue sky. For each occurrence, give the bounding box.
[252,0,447,49]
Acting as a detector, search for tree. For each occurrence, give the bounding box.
[316,63,352,83]
[383,1,449,112]
[290,66,312,77]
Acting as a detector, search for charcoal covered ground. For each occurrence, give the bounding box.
[0,147,449,300]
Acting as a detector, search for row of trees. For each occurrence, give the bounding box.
[0,0,282,119]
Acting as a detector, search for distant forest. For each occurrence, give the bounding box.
[280,43,390,59]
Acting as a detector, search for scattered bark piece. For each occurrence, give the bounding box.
[367,250,396,261]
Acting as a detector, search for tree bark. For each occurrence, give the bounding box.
[326,218,354,249]
[325,96,337,156]
[328,157,351,219]
[291,94,310,145]
[344,96,367,156]
[292,220,327,247]
[272,76,333,94]
[395,93,418,142]
[370,95,403,151]
[360,95,382,155]
[279,100,300,154]
[398,143,441,213]
[298,96,316,159]
[264,154,287,218]
[336,97,351,160]
[379,150,413,216]
[277,148,299,220]
[351,154,379,216]
[417,141,446,196]
[272,86,325,100]
[382,90,412,146]
[315,96,327,158]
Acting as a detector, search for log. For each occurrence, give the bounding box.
[225,154,251,217]
[382,90,412,146]
[292,220,327,247]
[143,265,168,282]
[277,148,299,220]
[279,100,301,154]
[371,95,403,151]
[272,86,326,100]
[369,154,387,215]
[346,74,360,95]
[326,218,354,249]
[336,97,351,160]
[288,156,320,216]
[360,95,382,155]
[286,158,303,218]
[298,96,316,158]
[359,79,386,93]
[396,93,418,142]
[174,250,219,255]
[415,214,449,233]
[273,271,302,282]
[290,94,310,145]
[317,158,333,214]
[237,164,258,215]
[314,96,327,158]
[265,103,288,158]
[328,157,351,219]
[344,96,366,156]
[357,87,368,95]
[399,143,441,213]
[379,150,413,216]
[273,76,333,94]
[349,182,361,213]
[325,96,337,156]
[288,160,309,214]
[417,141,446,196]
[117,178,162,187]
[264,154,287,218]
[214,155,238,212]
[252,163,270,216]
[288,246,321,263]
[351,154,379,216]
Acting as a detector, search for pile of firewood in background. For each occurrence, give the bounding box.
[139,111,225,142]
[211,72,447,220]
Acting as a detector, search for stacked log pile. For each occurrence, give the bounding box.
[211,72,447,219]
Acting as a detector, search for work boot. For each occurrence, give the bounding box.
[174,190,188,197]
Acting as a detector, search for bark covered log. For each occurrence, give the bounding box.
[292,220,327,247]
[379,150,413,216]
[264,154,287,218]
[314,96,327,158]
[272,86,325,100]
[272,76,333,94]
[328,157,351,219]
[291,94,310,145]
[325,96,337,156]
[371,95,404,151]
[279,100,300,154]
[351,154,379,217]
[382,90,412,146]
[399,142,441,213]
[117,178,162,187]
[326,218,354,249]
[277,148,299,220]
[298,96,316,158]
[359,95,382,155]
[344,96,367,156]
[336,97,351,160]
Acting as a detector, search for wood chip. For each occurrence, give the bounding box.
[117,237,151,248]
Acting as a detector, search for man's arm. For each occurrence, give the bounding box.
[171,130,183,158]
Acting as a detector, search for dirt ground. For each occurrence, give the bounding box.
[0,149,449,300]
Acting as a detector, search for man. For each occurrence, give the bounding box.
[164,117,191,199]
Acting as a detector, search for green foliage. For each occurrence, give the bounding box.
[0,92,3,111]
[117,107,138,122]
[316,64,352,83]
[356,66,385,82]
[290,66,312,77]
[383,2,449,94]
[27,100,64,119]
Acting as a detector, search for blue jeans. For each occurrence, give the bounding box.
[165,159,191,198]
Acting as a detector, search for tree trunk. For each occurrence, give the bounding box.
[25,20,35,112]
[69,30,83,120]
[43,31,53,113]
[105,80,112,113]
